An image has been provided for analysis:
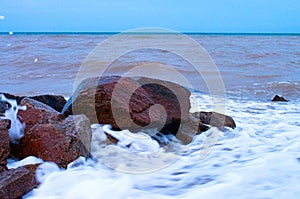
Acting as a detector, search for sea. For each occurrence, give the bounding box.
[1,33,300,199]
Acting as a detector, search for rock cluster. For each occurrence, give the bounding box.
[0,76,237,198]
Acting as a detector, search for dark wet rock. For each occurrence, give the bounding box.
[0,119,11,171]
[0,92,23,104]
[0,92,67,112]
[0,101,10,117]
[192,111,236,130]
[175,113,209,144]
[62,76,162,132]
[29,94,67,112]
[11,98,92,168]
[272,95,288,102]
[0,164,39,199]
[136,77,191,135]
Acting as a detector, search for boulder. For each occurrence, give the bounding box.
[0,119,11,171]
[11,98,92,168]
[0,164,39,199]
[136,77,191,135]
[272,95,288,102]
[192,111,236,130]
[62,76,162,132]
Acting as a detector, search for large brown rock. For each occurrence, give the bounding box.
[62,76,162,132]
[192,111,236,130]
[0,164,39,199]
[136,77,191,135]
[0,119,11,171]
[11,98,92,168]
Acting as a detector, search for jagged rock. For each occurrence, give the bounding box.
[0,164,39,199]
[62,76,162,132]
[272,95,288,102]
[11,98,92,168]
[0,119,11,171]
[17,97,64,132]
[192,111,236,130]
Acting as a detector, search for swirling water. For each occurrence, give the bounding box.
[2,33,300,198]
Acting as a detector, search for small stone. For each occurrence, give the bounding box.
[272,95,288,102]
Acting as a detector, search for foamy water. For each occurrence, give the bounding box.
[6,93,299,199]
[2,34,300,198]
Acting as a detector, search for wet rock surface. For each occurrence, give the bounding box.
[0,92,66,112]
[0,119,11,171]
[62,76,162,132]
[0,164,39,199]
[192,111,236,130]
[137,77,191,135]
[11,98,92,168]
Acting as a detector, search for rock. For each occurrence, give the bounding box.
[62,76,162,132]
[136,77,191,135]
[175,114,209,144]
[17,97,64,133]
[0,92,23,104]
[0,101,10,117]
[0,164,39,199]
[29,94,67,112]
[192,111,236,130]
[0,92,67,112]
[0,119,11,171]
[272,95,288,102]
[11,98,92,168]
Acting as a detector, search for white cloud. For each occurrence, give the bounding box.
[0,15,5,20]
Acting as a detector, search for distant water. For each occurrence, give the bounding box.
[2,33,300,198]
[1,33,299,100]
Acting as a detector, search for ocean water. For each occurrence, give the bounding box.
[1,33,300,198]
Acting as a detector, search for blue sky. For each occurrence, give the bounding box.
[0,0,299,33]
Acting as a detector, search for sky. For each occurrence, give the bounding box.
[0,0,299,33]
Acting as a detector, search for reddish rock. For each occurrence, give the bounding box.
[62,76,162,132]
[0,164,39,199]
[137,77,191,135]
[272,95,288,102]
[192,111,236,130]
[0,119,11,171]
[18,97,64,133]
[12,98,92,168]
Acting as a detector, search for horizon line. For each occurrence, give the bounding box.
[0,31,300,36]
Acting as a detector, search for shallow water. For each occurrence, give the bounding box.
[2,34,300,198]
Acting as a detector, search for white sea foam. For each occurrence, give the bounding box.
[0,94,26,143]
[20,93,300,198]
[7,156,44,169]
